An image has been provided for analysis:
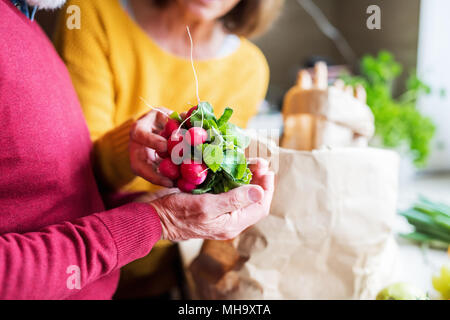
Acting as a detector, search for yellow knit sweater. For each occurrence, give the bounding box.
[53,0,269,194]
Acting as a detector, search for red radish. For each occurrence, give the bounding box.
[186,127,208,146]
[168,132,183,151]
[185,106,197,127]
[161,119,180,138]
[180,162,208,185]
[159,158,180,180]
[177,179,197,193]
[168,132,184,159]
[157,150,169,158]
[156,139,169,158]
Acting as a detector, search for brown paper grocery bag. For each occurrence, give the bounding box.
[186,140,399,300]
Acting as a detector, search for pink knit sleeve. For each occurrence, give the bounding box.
[0,203,161,300]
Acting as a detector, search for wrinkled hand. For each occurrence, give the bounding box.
[150,158,275,241]
[129,108,174,188]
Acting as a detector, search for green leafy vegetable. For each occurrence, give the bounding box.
[203,144,223,173]
[179,102,252,194]
[190,102,217,128]
[222,148,247,181]
[217,107,233,128]
[341,51,436,167]
[169,111,183,122]
[399,197,450,250]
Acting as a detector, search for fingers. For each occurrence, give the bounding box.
[355,84,367,103]
[333,79,345,90]
[130,145,174,187]
[227,204,265,238]
[154,106,172,115]
[297,70,312,90]
[333,80,367,103]
[242,171,274,221]
[136,162,174,188]
[137,108,171,133]
[297,62,328,91]
[224,173,275,239]
[154,108,171,131]
[145,147,164,163]
[314,61,328,89]
[248,158,275,194]
[248,158,269,178]
[344,85,354,95]
[139,107,172,119]
[206,185,265,216]
[252,170,275,195]
[131,124,168,153]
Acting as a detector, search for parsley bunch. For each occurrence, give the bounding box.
[341,51,436,167]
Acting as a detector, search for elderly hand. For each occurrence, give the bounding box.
[129,108,174,188]
[150,158,275,241]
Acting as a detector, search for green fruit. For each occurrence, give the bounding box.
[376,282,429,300]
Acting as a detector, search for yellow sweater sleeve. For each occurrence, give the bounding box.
[53,0,135,189]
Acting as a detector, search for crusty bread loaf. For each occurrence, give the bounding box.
[281,62,374,150]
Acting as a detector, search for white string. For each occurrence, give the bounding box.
[145,27,204,138]
[176,108,201,135]
[139,97,171,117]
[198,167,210,176]
[186,26,204,128]
[187,26,201,105]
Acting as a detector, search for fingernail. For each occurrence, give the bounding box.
[248,187,263,203]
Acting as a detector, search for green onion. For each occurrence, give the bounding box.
[399,197,450,250]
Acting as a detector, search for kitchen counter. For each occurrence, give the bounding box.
[394,172,450,298]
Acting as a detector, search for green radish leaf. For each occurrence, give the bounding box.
[237,167,253,184]
[220,123,250,149]
[192,188,210,194]
[224,141,235,150]
[217,107,233,128]
[190,102,217,128]
[220,122,234,136]
[235,128,250,149]
[211,173,227,194]
[208,119,219,130]
[201,119,218,131]
[193,172,217,194]
[169,111,183,122]
[179,101,251,194]
[221,149,247,180]
[208,126,224,145]
[203,144,224,173]
[222,170,245,189]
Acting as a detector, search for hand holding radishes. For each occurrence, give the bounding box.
[129,108,175,188]
[156,102,254,195]
[150,158,275,241]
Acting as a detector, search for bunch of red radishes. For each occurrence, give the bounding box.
[158,106,209,192]
[157,102,252,194]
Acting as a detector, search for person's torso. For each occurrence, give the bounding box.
[0,0,104,238]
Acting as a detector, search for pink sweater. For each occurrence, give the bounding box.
[0,0,162,299]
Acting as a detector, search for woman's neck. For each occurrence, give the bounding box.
[129,0,227,60]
